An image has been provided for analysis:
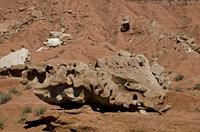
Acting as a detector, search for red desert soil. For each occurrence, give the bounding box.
[1,0,200,131]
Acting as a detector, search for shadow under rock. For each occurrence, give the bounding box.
[24,116,58,131]
[24,118,45,129]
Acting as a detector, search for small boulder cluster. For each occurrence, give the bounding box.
[37,30,73,52]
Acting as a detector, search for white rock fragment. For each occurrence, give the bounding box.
[0,48,30,68]
[187,47,192,52]
[139,110,147,115]
[61,28,65,33]
[38,31,72,51]
[43,42,48,45]
[158,35,164,41]
[37,47,44,52]
[48,38,61,47]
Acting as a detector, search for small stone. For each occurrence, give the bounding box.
[88,36,95,42]
[152,58,158,61]
[43,42,48,45]
[44,47,50,50]
[31,10,43,18]
[72,13,76,17]
[151,21,155,25]
[61,28,65,33]
[37,47,44,52]
[18,7,25,11]
[28,7,35,10]
[20,79,28,85]
[22,70,27,77]
[51,12,57,16]
[62,34,72,40]
[40,17,45,20]
[187,47,192,52]
[139,110,147,115]
[67,10,73,14]
[16,28,20,32]
[158,35,164,41]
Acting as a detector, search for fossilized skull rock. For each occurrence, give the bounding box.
[23,50,165,110]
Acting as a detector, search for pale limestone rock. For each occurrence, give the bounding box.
[28,7,35,10]
[151,63,165,76]
[139,110,147,115]
[47,38,61,47]
[37,47,44,52]
[0,48,30,68]
[158,35,164,41]
[18,7,25,11]
[187,47,192,52]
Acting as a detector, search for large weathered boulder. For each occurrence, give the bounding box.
[21,51,164,111]
[0,48,31,68]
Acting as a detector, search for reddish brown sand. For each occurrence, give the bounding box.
[1,0,200,131]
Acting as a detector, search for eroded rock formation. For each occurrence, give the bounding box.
[16,50,164,111]
[0,50,166,111]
